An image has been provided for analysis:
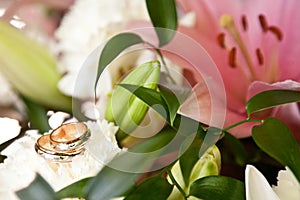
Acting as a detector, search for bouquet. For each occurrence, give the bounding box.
[0,0,299,199]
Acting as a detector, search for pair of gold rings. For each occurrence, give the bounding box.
[35,122,90,162]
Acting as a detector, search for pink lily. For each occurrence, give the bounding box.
[0,0,74,35]
[172,0,300,139]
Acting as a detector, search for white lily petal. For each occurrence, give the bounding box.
[245,165,280,200]
[272,167,300,200]
[0,117,21,145]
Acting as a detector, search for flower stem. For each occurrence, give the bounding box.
[167,169,188,200]
[145,42,177,84]
[222,119,262,132]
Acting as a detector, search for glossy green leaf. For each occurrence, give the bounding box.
[222,133,247,166]
[246,90,300,116]
[94,33,144,95]
[189,176,245,200]
[124,176,173,200]
[159,85,180,126]
[146,0,178,46]
[118,84,169,122]
[57,177,91,199]
[85,127,179,199]
[16,174,59,200]
[22,96,50,133]
[252,117,300,181]
[179,133,202,186]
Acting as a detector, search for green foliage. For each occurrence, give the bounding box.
[125,176,173,200]
[94,33,144,95]
[146,0,178,46]
[189,176,245,200]
[85,127,178,199]
[22,96,50,133]
[158,85,180,126]
[57,178,91,199]
[252,117,300,181]
[246,90,300,116]
[16,174,59,200]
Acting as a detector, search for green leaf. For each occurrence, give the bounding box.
[246,90,300,116]
[124,176,173,200]
[222,133,247,166]
[189,176,245,200]
[252,117,300,181]
[85,127,179,199]
[159,85,180,126]
[57,177,91,199]
[146,0,178,46]
[179,133,202,186]
[22,96,50,133]
[16,174,59,200]
[94,33,144,95]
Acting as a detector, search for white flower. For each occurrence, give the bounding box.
[0,119,122,200]
[54,0,149,75]
[245,165,300,200]
[0,117,21,145]
[272,167,300,200]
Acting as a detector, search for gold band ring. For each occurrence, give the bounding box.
[35,122,90,162]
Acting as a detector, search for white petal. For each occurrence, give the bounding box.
[272,167,300,200]
[245,165,280,200]
[0,117,21,145]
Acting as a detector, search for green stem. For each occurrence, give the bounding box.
[222,119,262,132]
[145,42,176,84]
[167,169,187,200]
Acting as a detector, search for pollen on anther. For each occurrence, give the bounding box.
[256,48,264,65]
[268,26,283,41]
[258,14,268,32]
[217,33,226,48]
[228,47,237,68]
[241,15,248,31]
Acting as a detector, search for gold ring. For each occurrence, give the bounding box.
[50,122,90,151]
[34,122,90,162]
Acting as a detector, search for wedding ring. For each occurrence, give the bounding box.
[34,122,90,162]
[50,122,90,151]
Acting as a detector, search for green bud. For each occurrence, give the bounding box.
[167,145,221,200]
[0,21,71,112]
[105,60,160,134]
[189,145,221,183]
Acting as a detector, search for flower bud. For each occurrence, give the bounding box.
[105,60,160,134]
[189,145,221,183]
[167,145,221,200]
[0,21,71,111]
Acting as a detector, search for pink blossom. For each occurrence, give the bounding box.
[176,0,300,139]
[0,0,74,35]
[129,0,300,139]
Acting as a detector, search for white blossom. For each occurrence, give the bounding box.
[0,119,122,200]
[245,165,300,200]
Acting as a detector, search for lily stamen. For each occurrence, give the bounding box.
[241,15,248,32]
[220,14,258,80]
[256,48,264,65]
[258,14,268,32]
[229,47,237,68]
[268,26,283,41]
[217,33,226,49]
